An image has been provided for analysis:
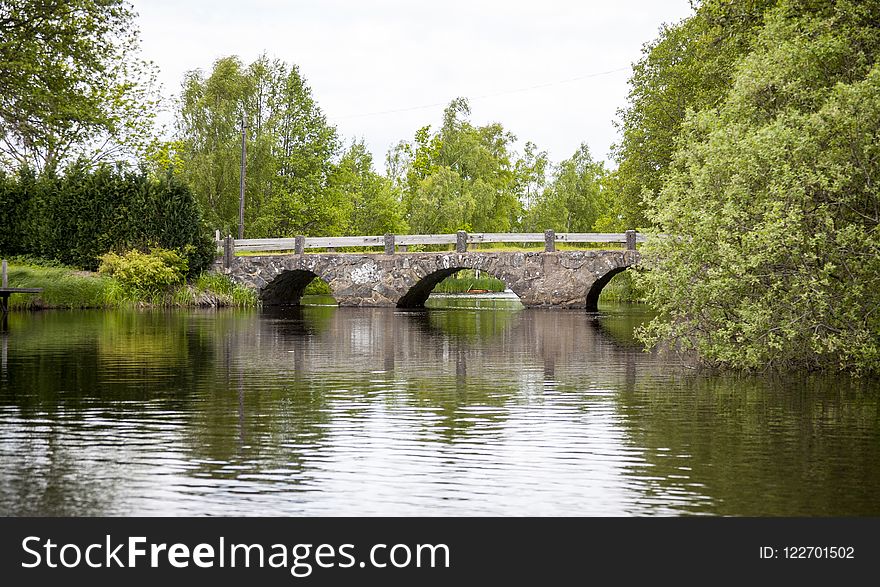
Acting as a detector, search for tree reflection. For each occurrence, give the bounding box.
[1,305,879,515]
[614,374,880,515]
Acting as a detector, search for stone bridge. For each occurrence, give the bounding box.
[223,249,640,310]
[216,231,644,309]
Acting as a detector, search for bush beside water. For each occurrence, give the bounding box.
[99,248,189,295]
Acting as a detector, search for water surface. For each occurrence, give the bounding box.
[1,296,878,516]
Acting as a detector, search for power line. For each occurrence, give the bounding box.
[335,66,630,120]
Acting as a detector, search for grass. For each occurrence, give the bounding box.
[597,271,647,303]
[433,270,507,294]
[193,272,258,306]
[303,278,332,295]
[5,264,112,309]
[3,260,257,309]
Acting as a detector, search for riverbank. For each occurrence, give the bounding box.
[2,261,257,309]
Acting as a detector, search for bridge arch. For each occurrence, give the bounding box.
[396,268,458,308]
[585,266,630,312]
[396,266,523,308]
[260,269,335,306]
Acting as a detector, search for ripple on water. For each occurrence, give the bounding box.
[1,306,879,515]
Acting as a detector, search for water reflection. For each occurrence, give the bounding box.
[0,301,878,516]
[616,374,880,515]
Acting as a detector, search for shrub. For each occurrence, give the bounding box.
[98,248,188,295]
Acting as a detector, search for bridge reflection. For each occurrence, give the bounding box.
[3,306,879,515]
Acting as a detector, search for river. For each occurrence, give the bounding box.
[1,295,878,516]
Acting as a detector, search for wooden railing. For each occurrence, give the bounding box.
[217,230,646,265]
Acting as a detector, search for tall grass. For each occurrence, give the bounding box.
[5,264,112,309]
[4,261,257,309]
[189,272,258,307]
[433,270,506,294]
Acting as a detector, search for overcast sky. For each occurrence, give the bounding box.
[131,0,694,168]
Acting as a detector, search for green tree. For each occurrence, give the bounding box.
[514,141,549,212]
[636,1,880,373]
[0,167,35,254]
[0,0,159,173]
[390,98,522,233]
[609,0,778,228]
[176,54,340,237]
[0,163,214,273]
[330,141,407,236]
[524,143,609,232]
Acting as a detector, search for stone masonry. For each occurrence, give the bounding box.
[220,250,640,310]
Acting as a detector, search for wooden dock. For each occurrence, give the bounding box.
[1,260,43,314]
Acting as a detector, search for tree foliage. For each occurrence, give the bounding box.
[0,164,214,274]
[330,142,407,236]
[524,143,610,232]
[389,98,522,233]
[636,1,880,373]
[386,99,617,236]
[514,141,549,212]
[609,0,778,228]
[0,0,159,173]
[175,55,342,237]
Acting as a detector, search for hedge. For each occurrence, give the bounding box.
[0,163,214,275]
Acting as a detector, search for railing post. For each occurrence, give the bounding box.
[384,233,395,255]
[223,235,234,270]
[295,235,305,255]
[544,229,556,252]
[1,259,7,288]
[625,230,637,251]
[456,230,468,253]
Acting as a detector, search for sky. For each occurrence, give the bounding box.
[131,0,694,168]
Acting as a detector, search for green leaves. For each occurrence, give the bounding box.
[635,2,880,373]
[176,54,341,238]
[387,99,615,236]
[390,98,524,234]
[329,142,407,236]
[0,0,159,172]
[610,0,777,228]
[523,143,609,233]
[0,164,214,274]
[98,248,188,295]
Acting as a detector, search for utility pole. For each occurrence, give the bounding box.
[238,115,247,240]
